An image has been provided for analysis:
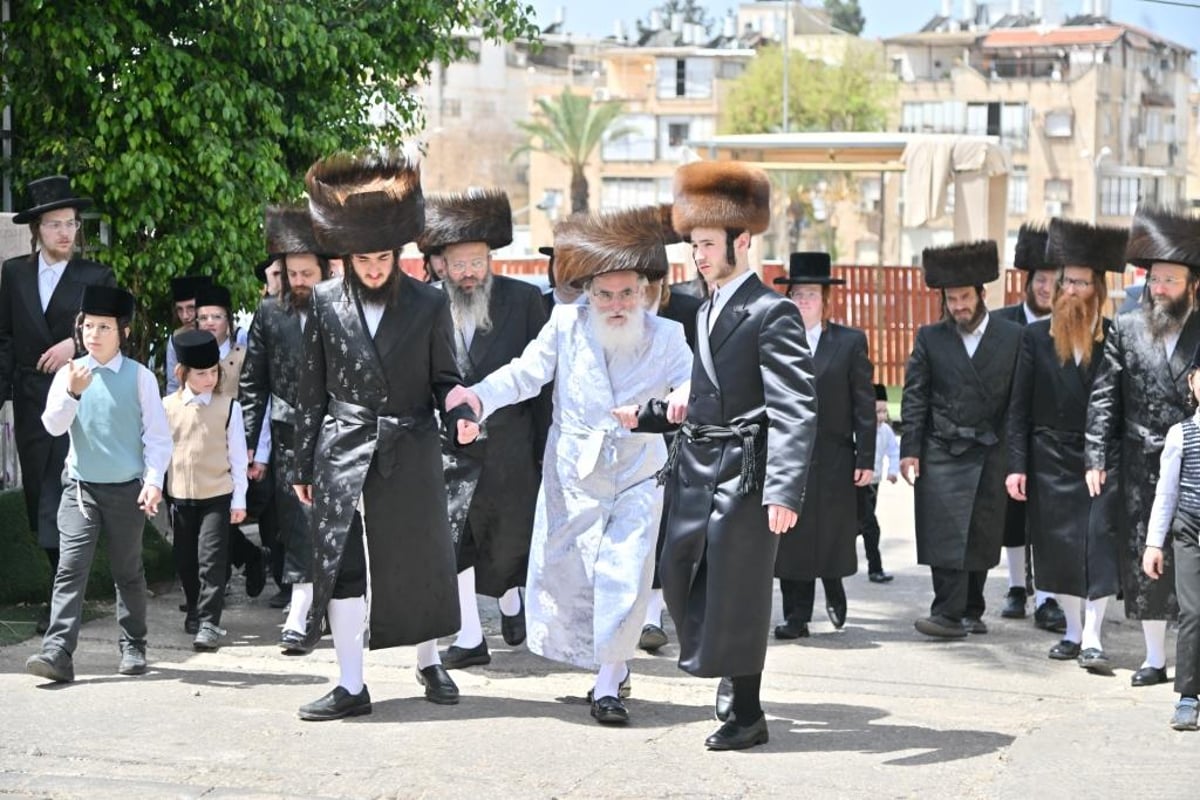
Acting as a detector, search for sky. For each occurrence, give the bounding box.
[527,1,1200,56]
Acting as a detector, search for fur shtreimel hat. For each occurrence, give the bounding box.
[1046,218,1129,273]
[417,189,514,254]
[1125,207,1200,270]
[921,241,999,289]
[258,203,324,281]
[553,206,671,289]
[671,161,771,238]
[1012,223,1051,272]
[306,148,424,255]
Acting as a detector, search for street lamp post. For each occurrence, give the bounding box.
[782,1,790,134]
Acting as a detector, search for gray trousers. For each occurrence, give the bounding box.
[44,479,148,656]
[1175,521,1200,696]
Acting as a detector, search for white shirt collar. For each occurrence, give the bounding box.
[38,251,68,274]
[962,312,989,339]
[711,268,754,303]
[217,336,232,359]
[181,387,212,405]
[86,352,125,373]
[1023,303,1049,324]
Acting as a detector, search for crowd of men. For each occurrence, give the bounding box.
[3,153,1200,743]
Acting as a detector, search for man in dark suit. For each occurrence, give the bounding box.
[773,252,875,639]
[415,189,547,668]
[0,175,115,629]
[901,241,1022,639]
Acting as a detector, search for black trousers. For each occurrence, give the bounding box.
[332,512,367,599]
[780,578,845,623]
[172,496,231,625]
[856,484,883,574]
[1174,520,1200,696]
[930,566,988,622]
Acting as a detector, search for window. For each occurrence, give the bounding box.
[1044,109,1073,138]
[1044,179,1072,204]
[667,123,689,147]
[1099,176,1140,217]
[999,103,1029,151]
[658,117,696,161]
[1008,167,1028,215]
[601,114,656,162]
[657,57,713,99]
[600,178,672,211]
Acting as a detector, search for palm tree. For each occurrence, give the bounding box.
[513,89,633,214]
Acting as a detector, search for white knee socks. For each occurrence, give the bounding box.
[1006,547,1026,588]
[1142,619,1168,669]
[328,596,366,694]
[1082,596,1109,651]
[643,589,665,627]
[1056,594,1084,644]
[593,661,629,700]
[416,639,441,670]
[454,568,484,649]
[284,582,314,635]
[1034,590,1055,607]
[498,586,522,616]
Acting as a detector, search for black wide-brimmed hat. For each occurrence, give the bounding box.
[170,275,213,303]
[194,285,232,314]
[874,384,888,402]
[80,285,135,318]
[921,241,999,289]
[774,252,844,286]
[173,330,220,369]
[13,175,93,224]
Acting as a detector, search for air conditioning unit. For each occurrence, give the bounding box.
[1045,200,1063,217]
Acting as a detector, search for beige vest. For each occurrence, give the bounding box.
[219,342,246,398]
[165,393,234,501]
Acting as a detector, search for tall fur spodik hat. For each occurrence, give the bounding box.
[1012,223,1050,272]
[553,206,671,289]
[1125,206,1200,270]
[417,189,514,253]
[305,148,424,255]
[671,161,771,237]
[1046,218,1128,273]
[266,203,323,258]
[921,241,999,289]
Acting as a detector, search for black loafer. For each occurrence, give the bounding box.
[773,621,810,640]
[184,612,199,635]
[1034,599,1067,633]
[500,597,526,646]
[587,670,632,702]
[868,571,894,583]
[441,640,491,670]
[705,715,769,751]
[26,648,75,683]
[280,628,312,655]
[1001,587,1027,619]
[826,598,847,629]
[638,624,669,652]
[416,664,460,705]
[298,685,372,721]
[590,695,629,725]
[1078,648,1113,675]
[1048,639,1081,660]
[1131,666,1169,687]
[962,617,988,635]
[914,615,968,639]
[714,677,734,722]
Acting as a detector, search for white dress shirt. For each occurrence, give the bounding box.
[873,422,900,483]
[1146,412,1200,548]
[707,268,755,334]
[805,323,822,355]
[178,387,250,509]
[959,312,990,358]
[362,302,385,338]
[42,353,174,489]
[37,252,68,312]
[1023,303,1050,325]
[210,330,271,462]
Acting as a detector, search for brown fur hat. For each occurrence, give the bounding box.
[265,203,323,257]
[1012,223,1050,271]
[656,203,682,246]
[671,161,771,237]
[417,189,513,253]
[921,241,999,289]
[305,148,424,255]
[1046,218,1128,273]
[553,206,671,289]
[1125,207,1200,270]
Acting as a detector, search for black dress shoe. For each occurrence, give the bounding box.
[826,589,847,629]
[705,715,769,751]
[1034,598,1067,633]
[1048,639,1081,660]
[1078,648,1113,675]
[962,617,988,635]
[868,571,894,583]
[26,648,75,683]
[184,612,199,635]
[245,547,267,598]
[500,596,526,646]
[1131,666,1169,687]
[267,586,292,609]
[298,685,372,721]
[714,677,734,722]
[914,615,968,639]
[416,664,460,705]
[639,624,669,652]
[773,620,810,640]
[590,695,629,725]
[441,640,491,670]
[587,669,632,702]
[1000,587,1027,619]
[279,628,312,655]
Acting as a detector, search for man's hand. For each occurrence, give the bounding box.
[457,419,480,445]
[38,339,76,373]
[294,484,313,505]
[1085,469,1106,498]
[446,385,481,417]
[665,384,689,425]
[65,360,93,397]
[853,469,874,488]
[1143,545,1164,579]
[1005,473,1027,502]
[248,462,267,481]
[767,504,798,535]
[887,473,898,484]
[900,457,920,486]
[230,508,247,524]
[137,484,162,517]
[611,404,641,430]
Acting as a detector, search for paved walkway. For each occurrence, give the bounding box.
[2,481,1196,798]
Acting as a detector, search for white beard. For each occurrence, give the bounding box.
[446,272,493,337]
[589,306,646,361]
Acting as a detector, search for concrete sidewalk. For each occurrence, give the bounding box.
[2,481,1196,799]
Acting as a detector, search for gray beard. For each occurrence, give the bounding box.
[1147,295,1191,341]
[588,306,646,361]
[446,273,493,340]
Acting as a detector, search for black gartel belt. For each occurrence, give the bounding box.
[1033,426,1085,444]
[931,424,998,456]
[328,397,436,478]
[656,421,763,497]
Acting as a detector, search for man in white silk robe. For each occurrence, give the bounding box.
[448,207,692,725]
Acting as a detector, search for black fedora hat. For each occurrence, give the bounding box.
[80,285,135,318]
[173,330,220,370]
[13,175,93,224]
[874,384,888,402]
[773,252,845,286]
[194,285,233,315]
[171,275,213,303]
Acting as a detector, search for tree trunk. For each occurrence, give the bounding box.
[570,166,589,214]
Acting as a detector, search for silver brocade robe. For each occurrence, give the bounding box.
[473,305,693,668]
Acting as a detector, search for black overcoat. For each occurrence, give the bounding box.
[294,275,471,650]
[775,323,875,580]
[0,254,114,547]
[659,274,818,678]
[994,303,1034,550]
[901,316,1022,571]
[1007,319,1122,598]
[1085,309,1200,620]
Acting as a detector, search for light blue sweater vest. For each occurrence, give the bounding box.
[69,357,145,483]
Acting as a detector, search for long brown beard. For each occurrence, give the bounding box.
[1050,292,1099,367]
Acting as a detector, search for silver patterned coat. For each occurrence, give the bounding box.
[472,304,693,669]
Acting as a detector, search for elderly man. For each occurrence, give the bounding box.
[447,206,692,726]
[1087,206,1200,687]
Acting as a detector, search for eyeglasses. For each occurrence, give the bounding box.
[1148,276,1186,287]
[196,313,227,323]
[1058,277,1094,290]
[788,289,823,301]
[590,287,640,304]
[41,219,82,233]
[80,322,116,334]
[446,259,488,275]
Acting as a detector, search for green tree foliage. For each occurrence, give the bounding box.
[721,43,894,135]
[824,0,866,36]
[1,1,538,367]
[513,89,633,214]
